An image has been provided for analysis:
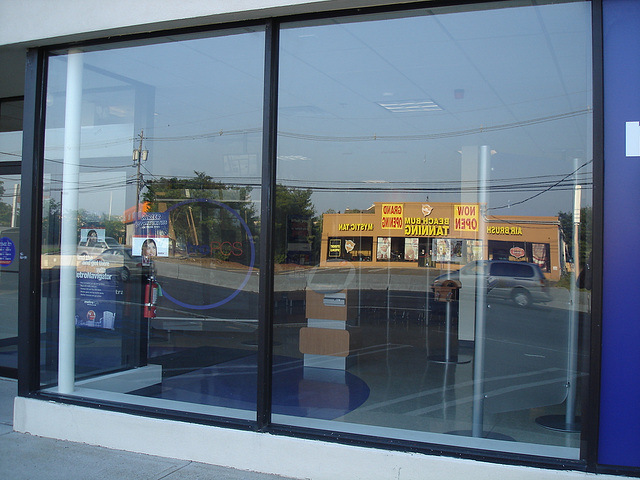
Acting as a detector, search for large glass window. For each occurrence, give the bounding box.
[41,28,265,420]
[34,0,594,461]
[0,98,23,376]
[0,172,19,375]
[273,0,592,459]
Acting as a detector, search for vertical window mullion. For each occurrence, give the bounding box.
[585,0,604,471]
[18,48,47,396]
[257,19,280,431]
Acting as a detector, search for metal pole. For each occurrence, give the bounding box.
[445,299,451,362]
[566,179,582,425]
[135,130,143,220]
[58,50,83,394]
[471,145,490,437]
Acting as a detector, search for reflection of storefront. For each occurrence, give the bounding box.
[323,202,561,279]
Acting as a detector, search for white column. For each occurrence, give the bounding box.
[58,50,83,394]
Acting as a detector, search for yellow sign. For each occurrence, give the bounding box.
[404,224,450,237]
[487,225,523,235]
[338,223,374,232]
[381,203,404,229]
[454,204,479,232]
[405,217,449,226]
[329,239,341,257]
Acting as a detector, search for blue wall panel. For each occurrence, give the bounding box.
[599,0,640,468]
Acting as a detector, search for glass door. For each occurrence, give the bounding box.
[0,172,20,377]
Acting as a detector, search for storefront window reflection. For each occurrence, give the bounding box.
[273,0,592,459]
[35,0,593,461]
[40,28,265,419]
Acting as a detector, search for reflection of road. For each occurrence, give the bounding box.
[155,275,257,320]
[482,299,587,413]
[156,260,589,314]
[156,260,259,291]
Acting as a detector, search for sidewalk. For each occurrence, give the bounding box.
[0,377,297,480]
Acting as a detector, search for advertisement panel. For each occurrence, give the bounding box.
[377,237,391,260]
[80,227,106,244]
[133,212,170,258]
[75,257,117,330]
[404,238,418,261]
[434,238,451,263]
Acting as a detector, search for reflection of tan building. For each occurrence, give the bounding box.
[321,202,562,280]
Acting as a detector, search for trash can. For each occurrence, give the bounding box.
[428,280,461,363]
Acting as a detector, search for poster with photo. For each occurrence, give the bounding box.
[75,256,117,330]
[377,237,391,260]
[404,238,418,261]
[434,238,452,263]
[133,212,170,257]
[80,227,106,245]
[131,236,170,258]
[466,240,483,263]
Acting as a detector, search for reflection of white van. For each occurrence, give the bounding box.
[77,236,120,258]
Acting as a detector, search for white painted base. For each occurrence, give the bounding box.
[304,353,346,369]
[13,397,618,480]
[75,365,162,393]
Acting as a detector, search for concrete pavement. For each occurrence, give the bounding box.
[0,377,298,480]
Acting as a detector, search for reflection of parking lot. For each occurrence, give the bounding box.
[151,260,589,313]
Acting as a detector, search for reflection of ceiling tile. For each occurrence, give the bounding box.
[377,100,442,113]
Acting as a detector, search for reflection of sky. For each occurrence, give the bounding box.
[277,1,592,216]
[43,1,592,219]
[45,29,266,217]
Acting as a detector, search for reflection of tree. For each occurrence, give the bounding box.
[77,209,126,243]
[42,199,126,248]
[42,198,61,251]
[142,171,258,263]
[0,181,15,226]
[102,216,126,243]
[558,206,592,266]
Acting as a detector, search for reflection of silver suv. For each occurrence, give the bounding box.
[432,260,552,307]
[95,247,154,282]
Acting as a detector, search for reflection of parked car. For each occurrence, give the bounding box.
[432,260,552,307]
[77,237,120,258]
[95,247,154,282]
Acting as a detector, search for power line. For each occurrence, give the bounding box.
[488,160,592,211]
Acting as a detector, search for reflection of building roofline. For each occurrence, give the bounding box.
[321,201,562,279]
[486,218,560,225]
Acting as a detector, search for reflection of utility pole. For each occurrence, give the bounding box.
[11,183,19,228]
[133,129,148,220]
[184,189,199,245]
